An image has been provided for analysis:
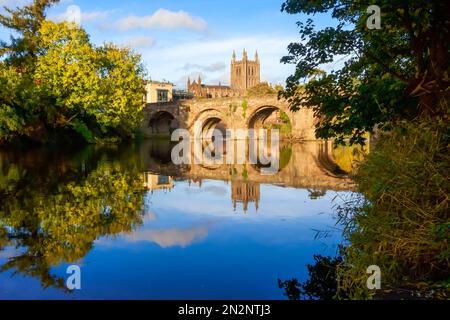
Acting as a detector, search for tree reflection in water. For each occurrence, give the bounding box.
[0,140,358,295]
[278,255,346,300]
[0,145,146,290]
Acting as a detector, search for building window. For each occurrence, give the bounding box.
[157,89,169,102]
[157,175,169,185]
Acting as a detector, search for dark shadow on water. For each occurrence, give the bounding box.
[278,255,346,300]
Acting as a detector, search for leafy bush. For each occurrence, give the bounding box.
[246,82,279,97]
[0,66,27,143]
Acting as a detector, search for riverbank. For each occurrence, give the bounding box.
[337,117,449,299]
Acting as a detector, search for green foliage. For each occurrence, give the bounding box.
[0,66,26,142]
[241,99,248,118]
[336,118,450,299]
[0,145,146,289]
[96,43,146,133]
[278,278,301,300]
[280,0,450,145]
[0,104,25,140]
[241,167,248,180]
[228,103,238,114]
[71,119,94,143]
[34,21,145,140]
[331,142,366,173]
[0,0,60,71]
[0,2,146,144]
[279,145,293,170]
[278,111,292,135]
[265,110,292,136]
[34,21,100,129]
[246,82,279,97]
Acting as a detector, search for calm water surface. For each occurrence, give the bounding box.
[0,140,357,299]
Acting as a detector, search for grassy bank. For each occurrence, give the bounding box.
[337,118,449,299]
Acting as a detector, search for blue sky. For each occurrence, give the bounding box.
[0,0,337,88]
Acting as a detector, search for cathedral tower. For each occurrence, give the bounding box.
[231,49,260,92]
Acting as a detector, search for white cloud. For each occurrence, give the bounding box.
[0,0,23,5]
[182,62,226,72]
[142,34,297,88]
[117,8,208,32]
[0,0,30,8]
[81,10,111,22]
[53,5,111,25]
[209,73,229,86]
[57,5,81,25]
[176,72,206,88]
[124,36,156,49]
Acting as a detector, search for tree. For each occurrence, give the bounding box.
[34,21,146,141]
[0,0,146,143]
[96,43,146,136]
[278,255,346,300]
[0,0,60,71]
[0,1,60,144]
[34,21,101,139]
[246,82,277,96]
[280,0,450,145]
[0,65,27,142]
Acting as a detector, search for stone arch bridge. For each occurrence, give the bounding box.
[141,96,317,140]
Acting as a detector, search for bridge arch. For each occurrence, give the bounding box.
[142,97,318,141]
[148,111,179,135]
[247,105,292,134]
[191,108,228,137]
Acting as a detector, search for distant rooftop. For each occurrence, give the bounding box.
[146,80,174,86]
[201,84,231,89]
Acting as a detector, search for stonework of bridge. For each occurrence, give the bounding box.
[140,140,355,192]
[141,96,318,140]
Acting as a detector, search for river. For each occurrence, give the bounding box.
[0,140,360,299]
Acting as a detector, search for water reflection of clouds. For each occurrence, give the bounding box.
[183,184,228,196]
[123,225,209,248]
[142,209,157,222]
[95,206,215,249]
[0,141,359,298]
[94,180,352,253]
[149,180,352,219]
[0,246,24,260]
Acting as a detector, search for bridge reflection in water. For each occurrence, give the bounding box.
[141,139,358,213]
[0,138,365,299]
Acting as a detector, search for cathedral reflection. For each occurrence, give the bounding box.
[0,140,363,294]
[231,181,260,212]
[140,140,361,213]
